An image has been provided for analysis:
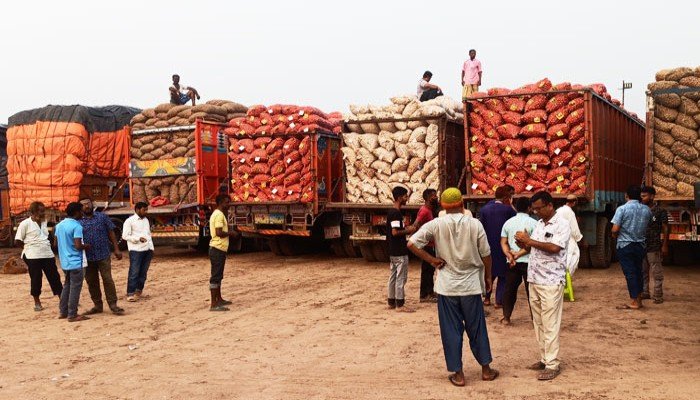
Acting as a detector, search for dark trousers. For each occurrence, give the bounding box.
[23,256,62,297]
[85,257,118,308]
[502,262,530,320]
[485,275,507,305]
[420,89,443,102]
[438,294,493,372]
[420,247,436,299]
[209,247,227,289]
[127,250,153,295]
[618,242,645,299]
[59,268,84,318]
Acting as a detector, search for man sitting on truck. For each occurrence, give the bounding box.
[417,71,443,102]
[170,74,201,106]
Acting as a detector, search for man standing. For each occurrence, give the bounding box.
[55,202,91,322]
[122,202,154,302]
[414,189,439,303]
[479,186,516,308]
[462,49,482,99]
[514,191,570,380]
[79,198,124,316]
[417,71,444,102]
[611,185,652,310]
[387,186,417,312]
[408,187,499,387]
[640,186,669,304]
[499,197,537,325]
[15,201,63,311]
[556,195,583,275]
[169,74,201,106]
[209,194,240,311]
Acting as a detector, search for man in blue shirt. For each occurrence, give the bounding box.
[55,202,91,322]
[500,197,537,325]
[80,198,124,316]
[611,185,652,310]
[479,186,516,308]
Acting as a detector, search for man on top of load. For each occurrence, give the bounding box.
[417,71,444,102]
[462,49,482,100]
[169,74,201,106]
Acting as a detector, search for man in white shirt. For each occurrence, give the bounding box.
[556,195,583,275]
[408,187,499,387]
[515,191,570,381]
[461,49,483,99]
[14,202,63,311]
[169,74,200,106]
[417,71,443,102]
[122,202,154,302]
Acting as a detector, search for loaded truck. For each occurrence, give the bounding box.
[6,105,137,241]
[644,84,700,265]
[0,124,10,246]
[463,86,646,268]
[106,120,230,249]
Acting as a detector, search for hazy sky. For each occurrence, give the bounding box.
[2,0,699,123]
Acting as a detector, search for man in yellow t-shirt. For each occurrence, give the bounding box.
[209,194,240,311]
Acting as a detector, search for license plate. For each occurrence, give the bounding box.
[269,213,285,224]
[324,225,341,239]
[254,214,270,224]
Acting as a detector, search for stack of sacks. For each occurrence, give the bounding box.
[225,104,342,136]
[341,123,440,205]
[345,95,463,134]
[467,78,611,195]
[225,104,342,203]
[131,175,198,206]
[648,66,700,197]
[130,100,248,130]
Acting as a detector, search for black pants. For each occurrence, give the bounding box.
[420,89,443,102]
[209,247,227,289]
[23,256,63,297]
[502,262,530,320]
[420,247,436,299]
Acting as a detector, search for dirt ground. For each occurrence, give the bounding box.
[0,246,698,400]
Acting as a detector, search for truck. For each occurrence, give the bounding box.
[6,105,137,240]
[106,120,230,249]
[463,87,647,268]
[644,85,700,265]
[0,124,10,246]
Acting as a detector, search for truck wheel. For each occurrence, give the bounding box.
[267,237,284,256]
[109,218,128,252]
[578,244,592,269]
[343,238,361,258]
[359,243,376,262]
[589,216,612,268]
[278,236,298,256]
[330,240,347,257]
[372,242,390,263]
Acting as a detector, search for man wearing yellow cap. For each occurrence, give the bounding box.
[408,187,499,386]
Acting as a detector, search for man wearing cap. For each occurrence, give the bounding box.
[556,195,583,275]
[408,187,499,387]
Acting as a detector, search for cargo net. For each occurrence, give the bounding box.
[224,104,342,204]
[342,121,441,205]
[648,66,700,197]
[463,78,630,196]
[130,130,198,206]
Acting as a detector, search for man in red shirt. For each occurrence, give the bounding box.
[413,189,439,302]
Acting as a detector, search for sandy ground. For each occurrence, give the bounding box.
[0,246,699,400]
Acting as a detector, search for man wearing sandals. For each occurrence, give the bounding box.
[408,187,499,386]
[208,194,240,311]
[79,198,125,316]
[514,191,570,381]
[55,202,91,322]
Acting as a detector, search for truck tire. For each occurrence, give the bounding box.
[359,243,376,262]
[109,218,128,252]
[330,240,347,257]
[372,242,390,263]
[278,236,298,256]
[267,237,284,256]
[343,238,361,258]
[589,216,612,268]
[578,244,592,269]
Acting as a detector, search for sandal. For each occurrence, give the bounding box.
[482,369,499,381]
[527,361,546,371]
[616,304,640,310]
[219,299,233,306]
[110,307,125,315]
[83,307,103,315]
[537,368,560,380]
[34,304,44,312]
[68,315,91,322]
[210,305,229,312]
[396,306,415,313]
[448,373,465,387]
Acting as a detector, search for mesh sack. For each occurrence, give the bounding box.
[523,110,547,124]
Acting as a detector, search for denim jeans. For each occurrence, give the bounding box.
[59,268,84,318]
[618,242,645,299]
[127,250,153,295]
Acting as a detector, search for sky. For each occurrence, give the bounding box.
[2,0,699,123]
